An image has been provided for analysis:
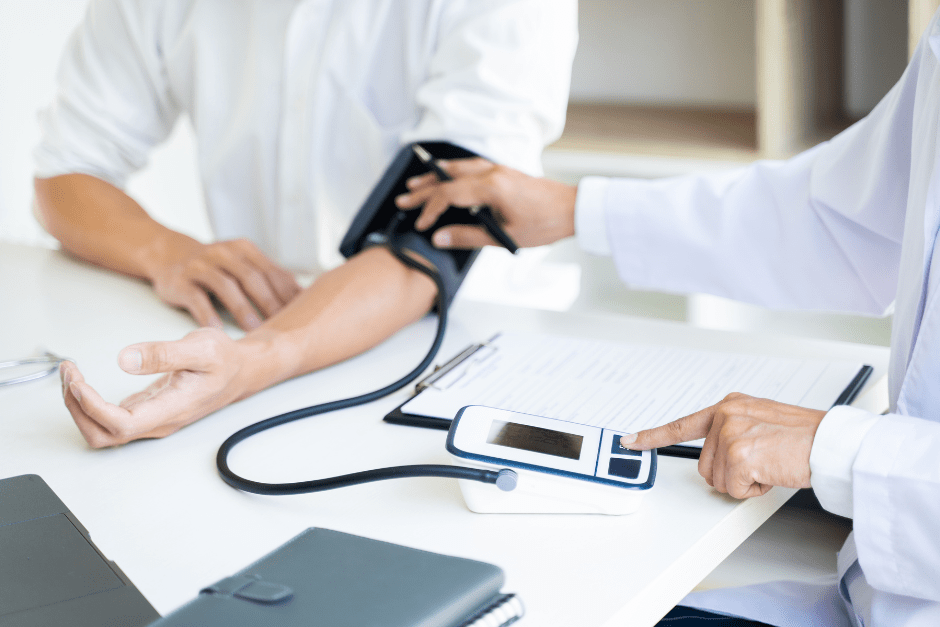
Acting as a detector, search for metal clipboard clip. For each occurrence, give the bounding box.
[415,334,501,393]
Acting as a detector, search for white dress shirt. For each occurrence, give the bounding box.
[35,0,577,272]
[577,10,940,627]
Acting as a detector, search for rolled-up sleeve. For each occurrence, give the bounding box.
[401,0,578,176]
[34,0,179,188]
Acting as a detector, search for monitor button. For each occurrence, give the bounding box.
[607,457,641,480]
[611,438,642,456]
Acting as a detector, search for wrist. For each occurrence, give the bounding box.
[233,327,307,398]
[138,228,203,283]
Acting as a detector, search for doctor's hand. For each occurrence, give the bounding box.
[60,328,261,448]
[149,238,301,331]
[394,159,577,249]
[622,393,827,499]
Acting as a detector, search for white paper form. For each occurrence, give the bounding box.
[401,332,866,448]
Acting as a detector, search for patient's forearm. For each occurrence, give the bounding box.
[34,174,201,280]
[234,246,438,398]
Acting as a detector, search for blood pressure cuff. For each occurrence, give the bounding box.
[339,141,482,309]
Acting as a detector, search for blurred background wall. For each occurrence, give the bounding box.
[0,0,929,344]
[0,0,210,247]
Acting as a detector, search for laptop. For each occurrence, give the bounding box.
[0,474,159,626]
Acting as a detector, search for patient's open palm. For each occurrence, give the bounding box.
[60,328,248,448]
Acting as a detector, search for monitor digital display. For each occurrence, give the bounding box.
[486,420,583,460]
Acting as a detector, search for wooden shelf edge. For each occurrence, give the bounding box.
[550,103,856,164]
[552,103,759,162]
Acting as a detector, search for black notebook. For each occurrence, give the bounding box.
[149,528,522,627]
[0,474,159,627]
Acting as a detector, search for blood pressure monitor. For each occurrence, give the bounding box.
[447,406,656,515]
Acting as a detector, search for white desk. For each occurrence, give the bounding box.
[0,243,890,626]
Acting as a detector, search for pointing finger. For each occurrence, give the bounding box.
[624,406,716,450]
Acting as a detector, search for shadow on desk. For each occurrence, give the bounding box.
[695,489,852,593]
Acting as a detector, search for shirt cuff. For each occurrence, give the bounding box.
[809,405,881,518]
[574,177,612,256]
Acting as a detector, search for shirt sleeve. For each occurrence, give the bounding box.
[572,46,923,315]
[400,0,578,176]
[34,0,180,188]
[851,414,940,602]
[809,405,881,518]
[575,177,612,256]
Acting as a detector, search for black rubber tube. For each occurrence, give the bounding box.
[216,242,499,495]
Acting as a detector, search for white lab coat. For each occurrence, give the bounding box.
[34,0,577,273]
[576,12,940,627]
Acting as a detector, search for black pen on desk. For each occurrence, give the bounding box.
[412,144,519,254]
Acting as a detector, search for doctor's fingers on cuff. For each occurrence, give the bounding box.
[623,405,716,451]
[401,158,495,193]
[432,224,496,250]
[118,328,231,376]
[397,178,495,232]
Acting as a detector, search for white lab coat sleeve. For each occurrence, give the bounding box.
[34,0,180,188]
[851,414,940,601]
[809,405,881,518]
[400,0,578,176]
[575,177,613,256]
[576,52,923,315]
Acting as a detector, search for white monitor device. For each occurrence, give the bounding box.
[446,406,656,515]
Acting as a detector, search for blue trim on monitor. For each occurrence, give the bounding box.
[446,407,656,491]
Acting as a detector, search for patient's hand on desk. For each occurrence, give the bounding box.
[60,328,255,448]
[394,158,577,249]
[150,238,302,331]
[621,393,826,499]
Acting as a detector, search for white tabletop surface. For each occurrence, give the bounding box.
[0,242,890,626]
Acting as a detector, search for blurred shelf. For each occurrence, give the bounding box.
[543,105,854,183]
[557,0,863,166]
[550,103,759,162]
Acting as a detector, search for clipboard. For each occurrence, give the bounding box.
[385,336,501,432]
[384,333,874,459]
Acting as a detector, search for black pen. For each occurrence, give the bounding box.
[412,144,519,254]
